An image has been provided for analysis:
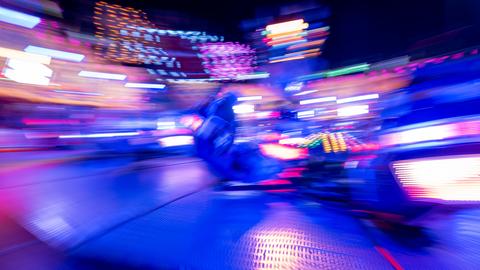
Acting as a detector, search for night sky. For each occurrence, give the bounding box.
[58,0,480,68]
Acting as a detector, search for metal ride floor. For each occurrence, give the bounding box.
[0,152,479,269]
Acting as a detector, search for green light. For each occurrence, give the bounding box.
[323,63,370,77]
[298,63,370,81]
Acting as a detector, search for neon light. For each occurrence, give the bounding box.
[392,155,480,201]
[237,96,262,101]
[78,71,127,80]
[266,19,308,35]
[266,29,304,39]
[233,104,255,114]
[269,55,305,64]
[24,46,85,62]
[259,143,307,160]
[236,72,270,80]
[337,94,379,104]
[337,105,369,117]
[381,120,480,146]
[0,47,51,64]
[158,136,194,147]
[324,63,370,77]
[299,96,336,105]
[125,83,166,89]
[279,138,307,145]
[284,48,320,57]
[267,36,305,46]
[294,90,318,96]
[0,7,40,29]
[59,132,139,139]
[299,63,369,81]
[297,110,315,118]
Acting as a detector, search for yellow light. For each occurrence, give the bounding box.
[266,19,308,35]
[267,36,305,46]
[269,55,305,64]
[266,29,303,39]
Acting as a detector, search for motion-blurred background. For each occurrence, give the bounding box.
[1,0,480,269]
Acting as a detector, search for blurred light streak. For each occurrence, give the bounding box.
[298,63,369,80]
[269,55,304,63]
[337,105,369,117]
[297,110,315,118]
[24,46,85,62]
[58,132,139,139]
[381,120,480,146]
[267,36,305,46]
[0,6,41,28]
[4,58,52,85]
[284,48,320,57]
[265,19,308,35]
[124,83,166,89]
[233,104,255,114]
[370,56,410,70]
[279,138,307,145]
[324,63,370,77]
[54,90,103,96]
[266,29,304,39]
[22,119,80,125]
[157,121,176,130]
[78,71,127,80]
[270,39,306,48]
[287,39,325,50]
[392,155,480,201]
[238,96,262,101]
[294,90,318,96]
[299,96,336,105]
[284,82,303,92]
[158,135,193,147]
[0,47,51,64]
[337,94,379,104]
[236,72,269,80]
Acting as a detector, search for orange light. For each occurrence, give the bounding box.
[267,36,305,46]
[269,55,305,64]
[266,29,303,39]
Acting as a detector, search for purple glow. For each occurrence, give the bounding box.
[199,42,256,79]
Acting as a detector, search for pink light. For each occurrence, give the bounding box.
[451,52,465,60]
[259,143,308,160]
[199,42,256,79]
[22,119,80,125]
[392,155,480,201]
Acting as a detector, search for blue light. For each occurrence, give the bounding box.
[0,7,41,29]
[24,46,85,62]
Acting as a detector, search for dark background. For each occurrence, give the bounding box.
[58,0,480,67]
